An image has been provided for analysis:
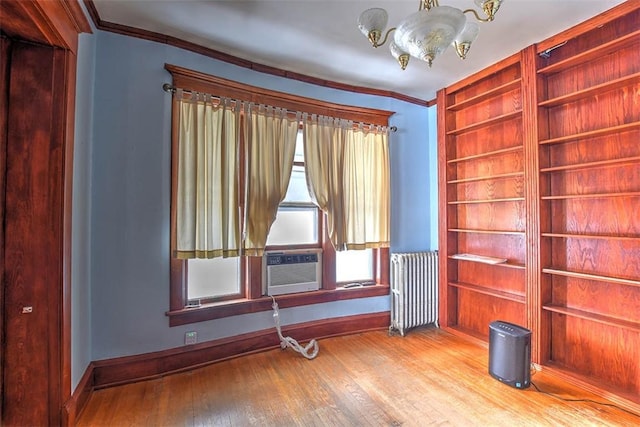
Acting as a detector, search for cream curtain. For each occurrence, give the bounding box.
[175,92,241,259]
[303,114,390,251]
[243,104,300,256]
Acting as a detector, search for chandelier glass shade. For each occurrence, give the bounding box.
[357,0,504,69]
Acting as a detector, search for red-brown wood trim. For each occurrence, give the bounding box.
[0,1,91,53]
[376,247,390,286]
[247,257,263,300]
[61,48,78,411]
[92,312,389,389]
[167,285,390,327]
[82,0,427,107]
[436,88,450,329]
[165,64,395,126]
[445,51,521,95]
[62,362,95,427]
[520,45,543,364]
[536,0,640,53]
[0,35,8,426]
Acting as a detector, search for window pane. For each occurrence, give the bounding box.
[284,165,313,203]
[187,257,240,300]
[267,206,318,246]
[336,249,373,283]
[294,130,304,163]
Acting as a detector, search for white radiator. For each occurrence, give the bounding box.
[390,251,439,336]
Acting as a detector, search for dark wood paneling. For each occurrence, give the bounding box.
[0,36,9,426]
[4,41,61,427]
[93,312,389,389]
[0,0,91,53]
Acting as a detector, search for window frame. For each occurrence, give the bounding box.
[166,64,394,327]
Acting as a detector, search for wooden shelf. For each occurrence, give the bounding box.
[538,121,640,145]
[448,197,524,205]
[543,304,640,333]
[447,172,524,184]
[449,281,525,304]
[541,233,639,242]
[541,192,640,201]
[439,8,640,408]
[446,78,521,111]
[537,29,640,75]
[540,156,640,173]
[446,110,521,136]
[448,255,525,270]
[542,268,640,288]
[448,228,524,236]
[538,72,640,107]
[447,145,521,164]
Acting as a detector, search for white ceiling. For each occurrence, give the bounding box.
[91,0,626,102]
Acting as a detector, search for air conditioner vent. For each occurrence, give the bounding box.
[263,249,322,296]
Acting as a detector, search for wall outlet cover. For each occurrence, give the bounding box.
[185,331,197,345]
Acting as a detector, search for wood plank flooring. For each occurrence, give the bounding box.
[76,327,639,426]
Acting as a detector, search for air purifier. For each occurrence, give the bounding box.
[488,320,531,389]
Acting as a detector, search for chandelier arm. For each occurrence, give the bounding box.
[421,0,439,11]
[463,8,492,23]
[376,27,397,47]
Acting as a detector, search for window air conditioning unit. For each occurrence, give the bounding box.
[263,249,322,296]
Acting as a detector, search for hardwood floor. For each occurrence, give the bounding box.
[76,327,639,426]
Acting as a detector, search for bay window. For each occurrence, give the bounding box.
[166,64,393,326]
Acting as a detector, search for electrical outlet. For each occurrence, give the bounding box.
[185,331,197,345]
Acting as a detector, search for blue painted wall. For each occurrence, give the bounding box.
[71,30,96,389]
[428,105,439,250]
[87,30,436,362]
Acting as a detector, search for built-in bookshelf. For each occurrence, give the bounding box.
[438,54,526,342]
[534,6,640,406]
[438,3,639,411]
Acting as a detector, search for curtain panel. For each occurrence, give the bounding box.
[243,105,301,256]
[303,114,390,251]
[175,93,241,259]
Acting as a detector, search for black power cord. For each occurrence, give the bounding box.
[530,381,640,419]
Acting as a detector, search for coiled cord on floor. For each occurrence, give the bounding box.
[271,296,319,360]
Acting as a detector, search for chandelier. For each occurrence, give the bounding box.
[357,0,504,69]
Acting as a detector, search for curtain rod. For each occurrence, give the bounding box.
[162,83,397,132]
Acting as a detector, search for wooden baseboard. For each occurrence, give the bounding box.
[92,311,389,389]
[542,363,640,416]
[62,361,95,426]
[67,311,389,423]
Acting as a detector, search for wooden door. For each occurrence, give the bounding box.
[1,39,67,427]
[0,35,9,425]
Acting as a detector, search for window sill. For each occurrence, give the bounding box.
[166,284,390,326]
